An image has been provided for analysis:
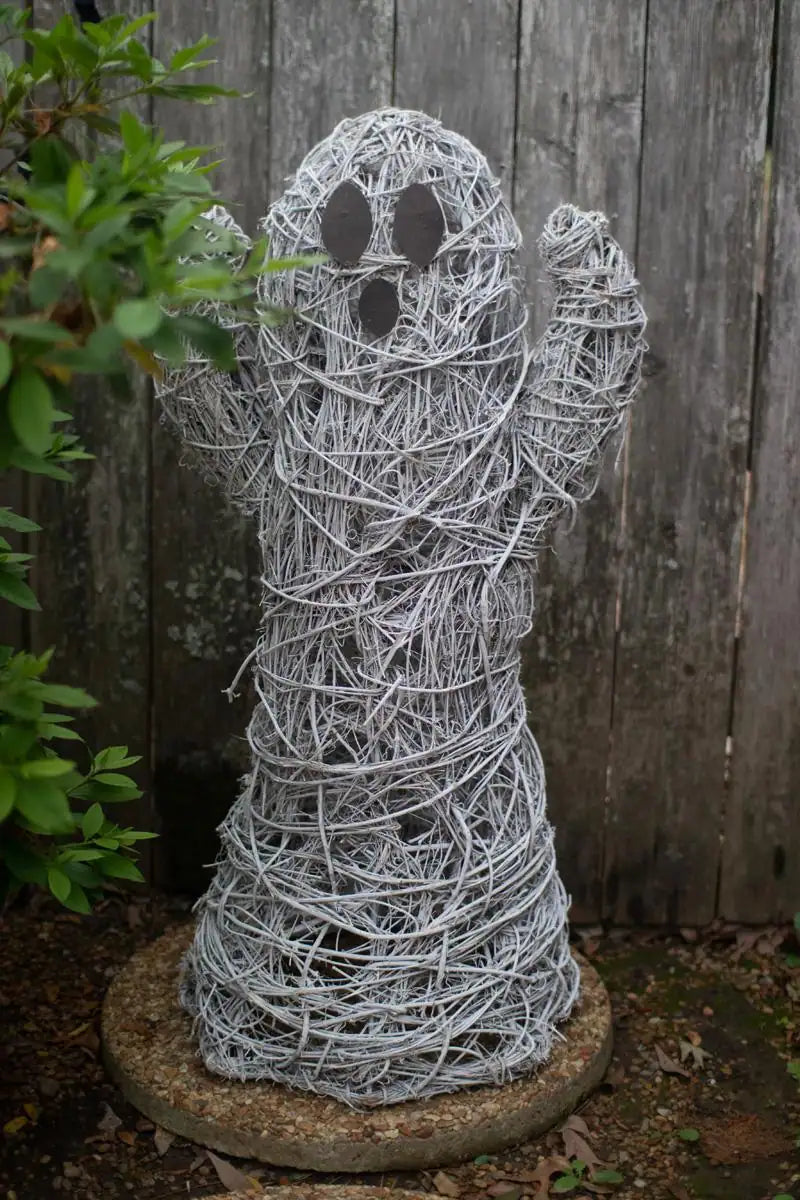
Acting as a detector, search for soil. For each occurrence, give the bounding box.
[1,890,799,1200]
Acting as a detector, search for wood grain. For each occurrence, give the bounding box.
[394,0,519,184]
[605,0,774,924]
[270,0,394,198]
[515,0,646,921]
[720,2,800,922]
[150,0,270,891]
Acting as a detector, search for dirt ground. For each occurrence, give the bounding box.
[1,891,798,1200]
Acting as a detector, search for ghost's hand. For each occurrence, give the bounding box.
[156,207,272,513]
[515,204,646,534]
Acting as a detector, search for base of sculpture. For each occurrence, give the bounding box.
[102,926,612,1172]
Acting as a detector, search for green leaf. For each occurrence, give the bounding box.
[14,778,72,833]
[81,802,103,839]
[0,566,40,610]
[40,723,83,742]
[473,1155,492,1166]
[0,509,41,534]
[592,1168,624,1182]
[173,313,235,370]
[0,769,16,821]
[98,852,144,882]
[92,771,139,788]
[788,1060,800,1082]
[28,266,69,309]
[7,447,73,482]
[113,298,163,340]
[551,1179,578,1194]
[61,860,101,889]
[35,683,97,708]
[62,881,91,914]
[0,318,71,343]
[8,366,56,456]
[678,1129,700,1143]
[47,865,72,903]
[0,340,10,389]
[93,745,140,770]
[19,756,75,779]
[65,162,89,219]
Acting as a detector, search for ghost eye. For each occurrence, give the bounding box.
[394,183,445,268]
[320,180,372,265]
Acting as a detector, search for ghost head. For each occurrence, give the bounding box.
[260,109,528,419]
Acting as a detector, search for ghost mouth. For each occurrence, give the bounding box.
[359,278,399,337]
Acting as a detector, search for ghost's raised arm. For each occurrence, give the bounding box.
[514,205,645,537]
[155,206,273,514]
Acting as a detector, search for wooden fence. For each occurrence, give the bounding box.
[15,0,799,922]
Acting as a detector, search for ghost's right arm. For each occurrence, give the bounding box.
[155,206,273,513]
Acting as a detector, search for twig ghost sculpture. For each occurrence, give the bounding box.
[157,108,646,1108]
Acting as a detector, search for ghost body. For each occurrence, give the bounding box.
[159,109,645,1107]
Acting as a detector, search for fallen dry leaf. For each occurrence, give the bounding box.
[487,1187,522,1200]
[679,1039,712,1069]
[655,1043,690,1078]
[666,1184,692,1200]
[153,1126,175,1156]
[207,1150,262,1192]
[3,1116,27,1136]
[96,1103,122,1134]
[516,1155,573,1195]
[432,1170,461,1197]
[560,1113,601,1168]
[116,1130,136,1147]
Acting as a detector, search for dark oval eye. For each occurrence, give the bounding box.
[394,183,445,267]
[320,180,372,265]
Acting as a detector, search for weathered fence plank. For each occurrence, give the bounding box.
[394,0,519,184]
[515,0,646,921]
[150,0,270,890]
[605,0,774,925]
[270,0,394,198]
[720,3,800,922]
[29,0,155,865]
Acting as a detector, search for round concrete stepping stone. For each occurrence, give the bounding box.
[102,925,612,1172]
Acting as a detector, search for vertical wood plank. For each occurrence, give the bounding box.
[150,0,270,892]
[606,0,774,925]
[29,0,155,866]
[514,0,646,921]
[721,3,800,922]
[270,0,394,198]
[394,0,519,185]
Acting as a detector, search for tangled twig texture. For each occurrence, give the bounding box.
[157,108,646,1107]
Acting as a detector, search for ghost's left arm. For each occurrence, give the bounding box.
[513,205,646,534]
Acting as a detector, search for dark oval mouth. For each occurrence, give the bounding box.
[359,278,399,337]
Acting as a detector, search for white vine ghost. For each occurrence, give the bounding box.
[157,108,646,1107]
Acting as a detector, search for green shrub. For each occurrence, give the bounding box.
[0,6,296,909]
